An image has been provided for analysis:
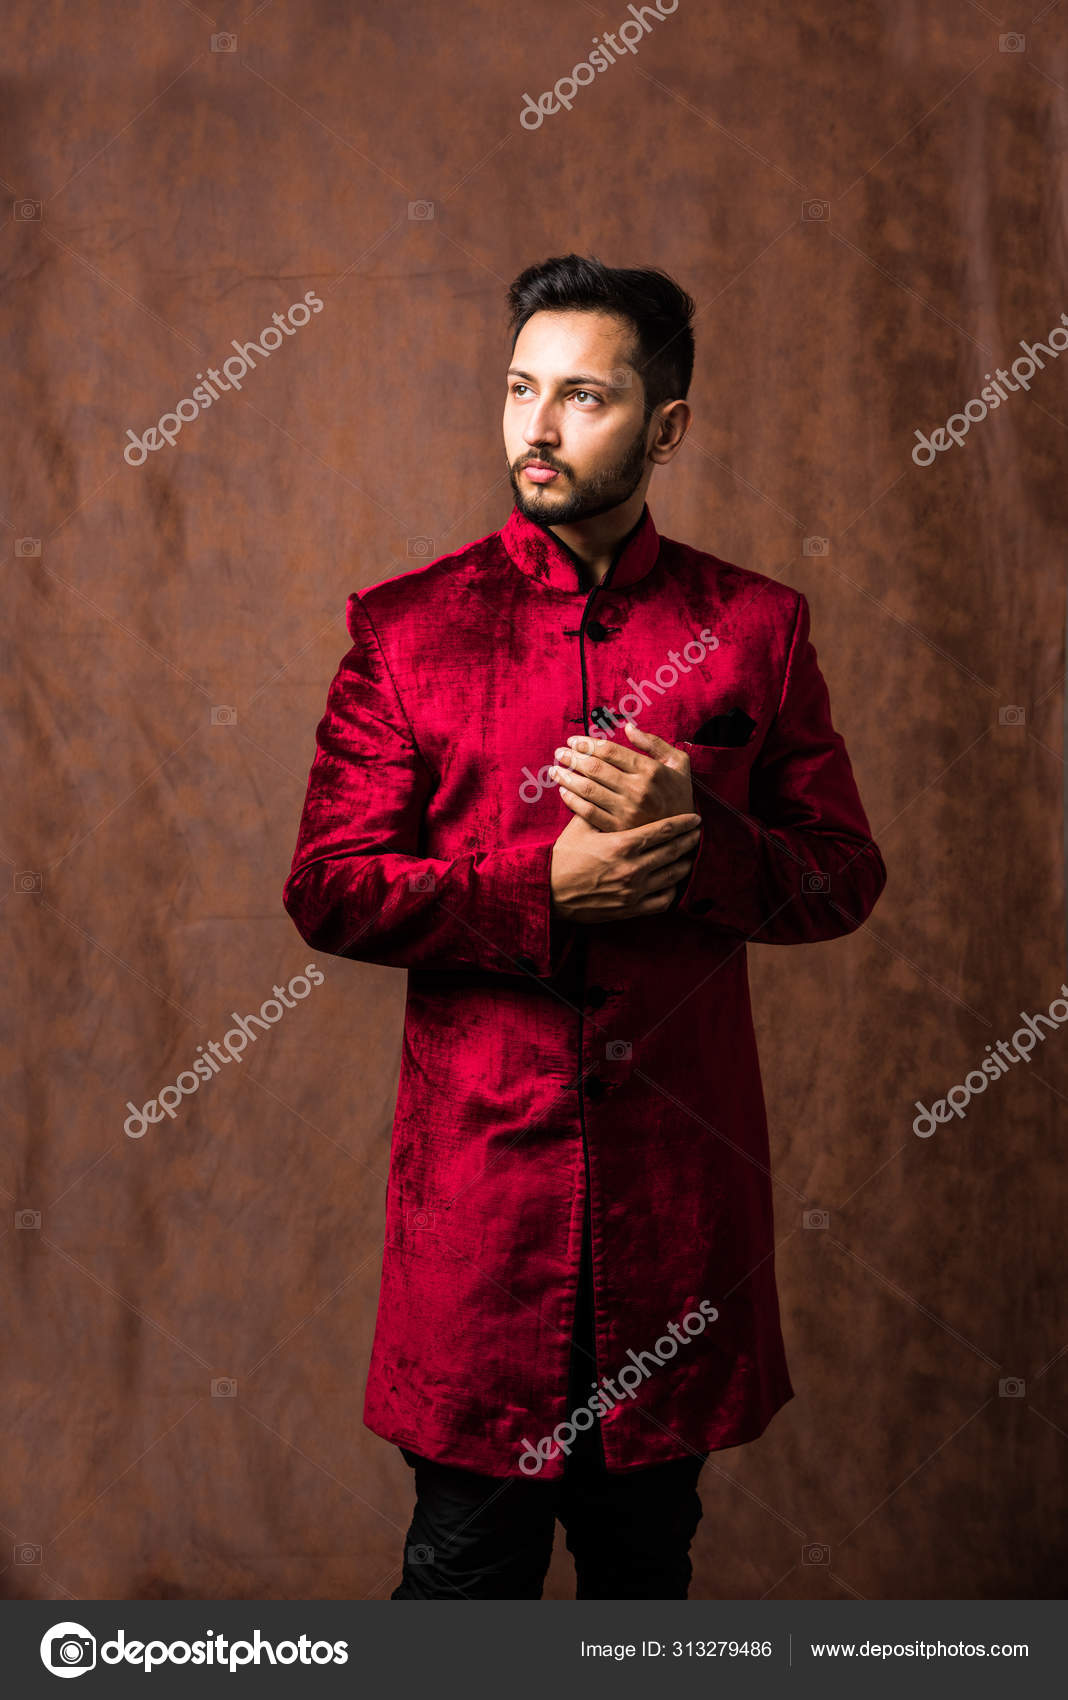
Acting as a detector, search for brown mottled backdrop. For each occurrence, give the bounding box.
[3,0,1066,1603]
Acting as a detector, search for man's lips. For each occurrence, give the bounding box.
[522,462,562,483]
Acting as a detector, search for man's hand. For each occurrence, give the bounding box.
[550,722,695,831]
[549,810,702,925]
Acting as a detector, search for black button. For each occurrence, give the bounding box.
[584,1075,607,1101]
[590,706,617,733]
[691,899,714,915]
[514,953,538,971]
[586,985,608,1008]
[586,620,610,642]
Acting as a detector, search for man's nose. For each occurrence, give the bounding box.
[523,405,560,445]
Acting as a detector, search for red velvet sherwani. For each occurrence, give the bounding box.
[283,502,886,1479]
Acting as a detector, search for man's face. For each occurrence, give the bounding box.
[503,309,653,524]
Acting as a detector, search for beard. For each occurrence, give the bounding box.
[507,421,650,525]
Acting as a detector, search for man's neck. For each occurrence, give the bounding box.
[544,488,648,588]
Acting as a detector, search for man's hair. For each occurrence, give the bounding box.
[506,253,696,419]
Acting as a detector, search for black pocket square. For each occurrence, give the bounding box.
[691,708,756,747]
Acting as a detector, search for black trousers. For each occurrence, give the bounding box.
[390,1212,708,1600]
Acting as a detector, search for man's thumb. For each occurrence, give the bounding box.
[623,721,682,763]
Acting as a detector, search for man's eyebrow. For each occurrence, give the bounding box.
[506,367,625,389]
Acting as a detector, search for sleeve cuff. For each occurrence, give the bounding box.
[498,840,578,978]
[672,804,761,924]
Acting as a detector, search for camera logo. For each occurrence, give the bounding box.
[40,1622,96,1677]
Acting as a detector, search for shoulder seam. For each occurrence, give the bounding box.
[774,590,807,718]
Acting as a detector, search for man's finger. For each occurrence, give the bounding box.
[642,856,696,895]
[629,824,702,873]
[622,721,684,763]
[564,734,640,772]
[557,783,621,832]
[624,812,702,848]
[553,745,630,794]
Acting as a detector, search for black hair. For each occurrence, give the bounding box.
[506,253,695,418]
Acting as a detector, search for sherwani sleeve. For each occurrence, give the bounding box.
[673,591,887,943]
[283,592,577,976]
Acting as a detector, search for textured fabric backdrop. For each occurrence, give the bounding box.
[3,0,1065,1601]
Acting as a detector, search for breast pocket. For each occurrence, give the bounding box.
[680,739,755,809]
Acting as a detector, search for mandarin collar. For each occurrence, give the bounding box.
[499,502,661,593]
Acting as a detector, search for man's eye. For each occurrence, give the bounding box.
[573,391,601,405]
[510,383,530,397]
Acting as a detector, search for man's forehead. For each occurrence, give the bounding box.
[511,308,636,374]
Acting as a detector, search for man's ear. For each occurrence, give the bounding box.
[648,399,691,464]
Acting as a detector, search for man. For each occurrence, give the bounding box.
[282,254,887,1600]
